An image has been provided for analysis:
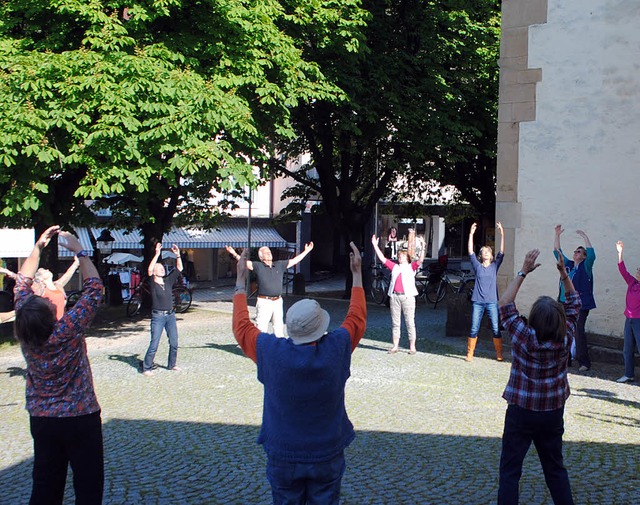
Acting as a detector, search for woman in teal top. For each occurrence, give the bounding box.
[554,225,596,371]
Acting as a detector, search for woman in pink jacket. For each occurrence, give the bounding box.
[615,241,640,383]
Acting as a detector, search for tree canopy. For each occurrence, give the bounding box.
[0,0,367,264]
[271,0,501,247]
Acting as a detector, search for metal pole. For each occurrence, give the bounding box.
[246,186,253,293]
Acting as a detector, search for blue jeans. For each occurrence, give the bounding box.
[623,318,640,378]
[498,404,574,505]
[143,311,178,371]
[470,301,500,338]
[266,452,345,505]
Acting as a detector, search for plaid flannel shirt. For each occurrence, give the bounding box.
[499,291,581,411]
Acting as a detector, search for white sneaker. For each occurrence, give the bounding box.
[615,375,634,383]
[142,370,154,377]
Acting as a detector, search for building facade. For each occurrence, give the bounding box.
[497,0,640,338]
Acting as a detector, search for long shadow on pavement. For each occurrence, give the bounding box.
[1,418,638,505]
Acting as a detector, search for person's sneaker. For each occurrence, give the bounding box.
[170,366,182,372]
[615,375,634,383]
[578,365,590,372]
[142,370,154,377]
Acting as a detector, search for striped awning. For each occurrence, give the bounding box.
[59,227,94,258]
[91,222,288,250]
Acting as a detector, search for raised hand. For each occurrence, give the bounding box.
[36,225,60,249]
[522,249,542,275]
[58,231,82,253]
[349,242,361,274]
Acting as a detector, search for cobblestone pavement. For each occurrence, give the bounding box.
[0,283,638,504]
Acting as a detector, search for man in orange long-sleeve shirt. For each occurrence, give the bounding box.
[233,241,366,505]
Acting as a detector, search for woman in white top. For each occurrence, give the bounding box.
[372,234,425,354]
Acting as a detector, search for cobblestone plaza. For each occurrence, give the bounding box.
[1,288,638,504]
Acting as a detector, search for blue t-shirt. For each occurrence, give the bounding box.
[469,251,504,303]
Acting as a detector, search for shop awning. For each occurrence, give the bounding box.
[0,228,35,258]
[91,222,289,250]
[0,227,93,258]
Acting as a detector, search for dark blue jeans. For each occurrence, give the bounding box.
[266,452,346,505]
[29,411,103,505]
[575,309,591,368]
[498,404,574,505]
[143,311,178,371]
[623,317,640,378]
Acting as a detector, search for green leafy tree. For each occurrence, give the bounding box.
[0,0,367,268]
[270,0,500,268]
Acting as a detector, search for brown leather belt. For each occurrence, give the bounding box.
[258,295,281,300]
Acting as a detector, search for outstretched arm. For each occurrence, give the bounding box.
[20,225,60,278]
[554,224,563,252]
[371,235,387,263]
[468,223,477,255]
[498,249,541,308]
[496,222,505,254]
[171,244,183,273]
[233,249,260,363]
[342,242,366,352]
[226,245,253,270]
[147,242,162,277]
[59,231,100,281]
[0,267,17,280]
[287,242,314,268]
[616,241,624,264]
[55,256,80,288]
[577,229,592,249]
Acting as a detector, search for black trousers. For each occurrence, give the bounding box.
[498,404,573,505]
[29,411,104,505]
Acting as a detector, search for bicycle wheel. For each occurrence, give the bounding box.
[126,294,142,317]
[173,287,192,313]
[370,277,387,305]
[425,280,446,304]
[65,291,82,309]
[459,279,475,302]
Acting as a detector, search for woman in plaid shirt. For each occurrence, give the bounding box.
[497,248,580,505]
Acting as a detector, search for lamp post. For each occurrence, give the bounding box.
[96,230,115,303]
[96,229,115,256]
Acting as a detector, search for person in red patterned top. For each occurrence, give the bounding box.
[14,225,104,505]
[497,248,580,505]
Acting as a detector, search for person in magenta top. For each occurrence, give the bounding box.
[372,233,425,355]
[615,240,640,383]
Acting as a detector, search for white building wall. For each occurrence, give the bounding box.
[505,0,640,337]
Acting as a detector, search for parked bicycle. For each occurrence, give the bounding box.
[418,265,475,309]
[370,263,390,305]
[126,275,192,317]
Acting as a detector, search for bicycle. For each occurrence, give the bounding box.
[419,266,475,309]
[370,263,390,305]
[126,276,193,317]
[65,290,83,309]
